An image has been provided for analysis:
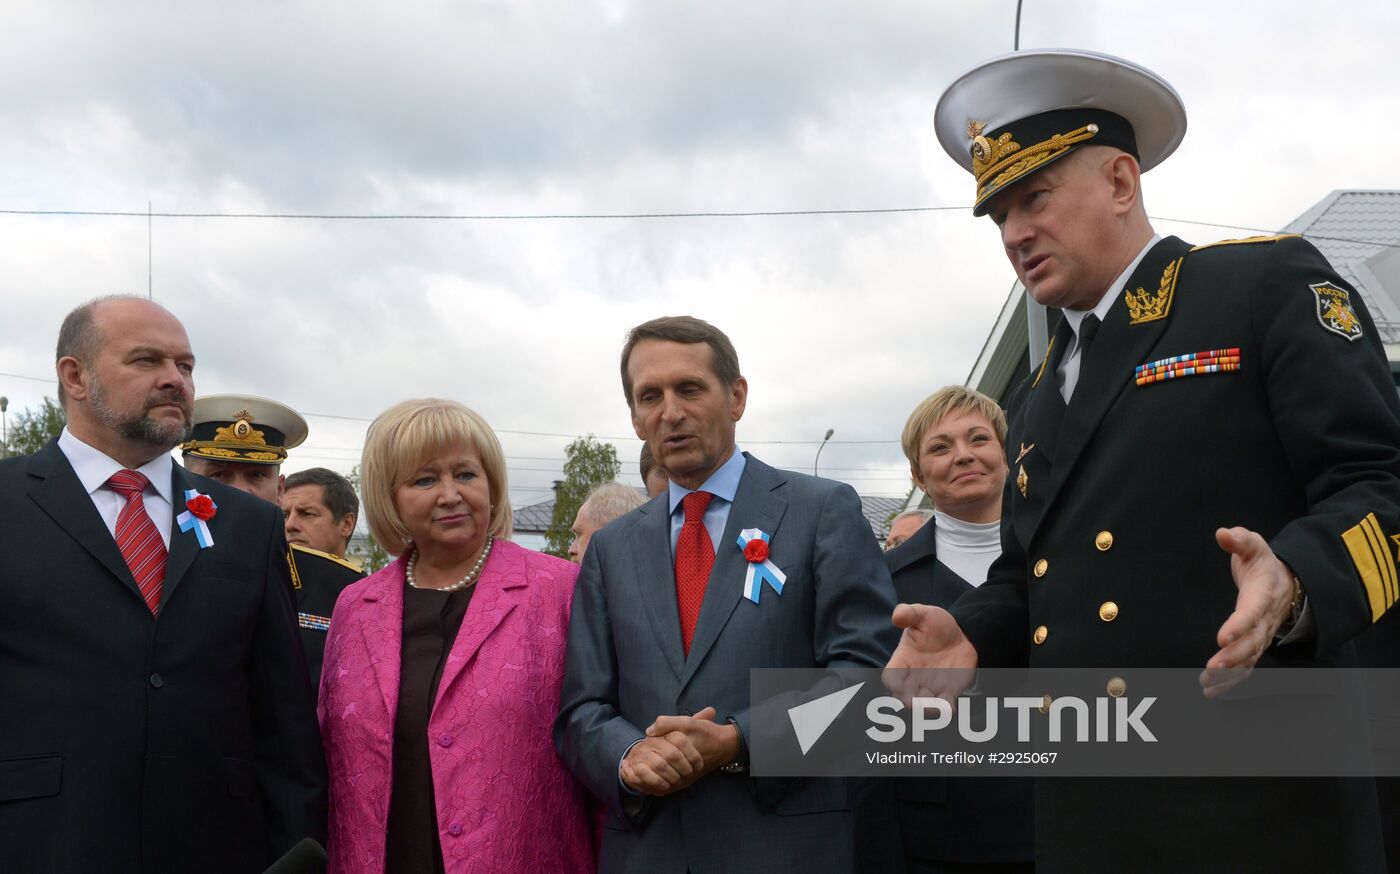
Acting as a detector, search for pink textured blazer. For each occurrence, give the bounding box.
[318,539,595,874]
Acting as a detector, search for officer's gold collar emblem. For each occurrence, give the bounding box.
[1125,257,1182,325]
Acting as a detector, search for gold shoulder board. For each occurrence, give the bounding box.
[1189,233,1301,252]
[290,543,364,573]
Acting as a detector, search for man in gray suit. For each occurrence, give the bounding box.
[555,316,899,873]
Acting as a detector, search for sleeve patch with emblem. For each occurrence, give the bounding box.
[1312,282,1364,342]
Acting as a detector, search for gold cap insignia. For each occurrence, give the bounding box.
[214,411,267,446]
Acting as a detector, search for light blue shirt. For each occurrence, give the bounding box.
[667,446,747,556]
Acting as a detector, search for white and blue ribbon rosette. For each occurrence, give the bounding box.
[177,489,217,548]
[737,527,785,604]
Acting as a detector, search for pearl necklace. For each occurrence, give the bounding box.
[406,535,495,593]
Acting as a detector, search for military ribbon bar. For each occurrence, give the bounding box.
[736,527,786,604]
[298,612,332,632]
[177,488,217,548]
[1134,348,1241,387]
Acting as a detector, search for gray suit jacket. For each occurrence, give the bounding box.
[555,453,898,874]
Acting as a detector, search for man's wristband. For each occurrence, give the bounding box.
[1287,576,1305,628]
[719,717,748,774]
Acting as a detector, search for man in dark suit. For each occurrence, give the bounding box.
[0,295,327,872]
[556,316,899,873]
[888,51,1400,871]
[182,398,363,687]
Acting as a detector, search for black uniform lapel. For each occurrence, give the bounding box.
[1030,237,1191,539]
[1020,317,1073,459]
[1012,317,1073,537]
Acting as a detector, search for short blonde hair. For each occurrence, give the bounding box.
[360,398,513,555]
[900,386,1008,472]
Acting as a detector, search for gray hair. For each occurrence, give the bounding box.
[893,509,935,525]
[582,482,647,528]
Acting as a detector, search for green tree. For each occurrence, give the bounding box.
[345,464,391,573]
[4,396,66,457]
[545,435,621,558]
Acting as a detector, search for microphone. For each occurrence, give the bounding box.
[262,838,327,874]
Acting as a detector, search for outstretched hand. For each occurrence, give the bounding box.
[1202,527,1297,698]
[882,603,978,705]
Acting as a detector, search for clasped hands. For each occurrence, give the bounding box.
[882,527,1298,701]
[619,706,740,796]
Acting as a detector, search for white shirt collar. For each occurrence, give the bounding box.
[58,427,175,503]
[1063,234,1162,337]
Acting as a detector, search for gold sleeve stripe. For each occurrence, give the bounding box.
[1360,515,1398,606]
[1342,513,1397,622]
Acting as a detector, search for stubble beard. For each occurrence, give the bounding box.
[89,376,193,451]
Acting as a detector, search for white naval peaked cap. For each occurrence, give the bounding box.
[934,49,1187,214]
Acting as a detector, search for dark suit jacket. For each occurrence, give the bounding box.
[949,236,1400,872]
[852,519,1034,870]
[0,442,328,873]
[555,453,899,874]
[286,543,364,688]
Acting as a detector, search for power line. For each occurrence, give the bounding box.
[0,206,961,220]
[3,207,1395,251]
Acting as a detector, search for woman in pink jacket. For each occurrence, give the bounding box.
[319,398,595,874]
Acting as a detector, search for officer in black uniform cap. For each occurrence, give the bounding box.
[887,49,1400,873]
[182,394,363,686]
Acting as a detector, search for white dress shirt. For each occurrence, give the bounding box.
[57,427,175,548]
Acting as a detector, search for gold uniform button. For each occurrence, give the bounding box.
[1099,601,1119,622]
[1095,531,1114,551]
[1039,694,1053,714]
[1033,625,1048,645]
[1033,559,1049,578]
[1107,676,1127,698]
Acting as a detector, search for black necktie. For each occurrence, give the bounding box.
[1077,314,1102,365]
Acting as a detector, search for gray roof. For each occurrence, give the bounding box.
[512,497,558,534]
[859,495,907,539]
[513,490,907,540]
[1282,190,1400,341]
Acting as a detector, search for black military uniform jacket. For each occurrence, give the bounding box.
[949,235,1400,872]
[287,544,364,687]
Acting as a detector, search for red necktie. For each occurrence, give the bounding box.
[675,491,715,654]
[108,469,167,615]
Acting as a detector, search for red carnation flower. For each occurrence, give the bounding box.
[743,539,769,563]
[186,494,217,521]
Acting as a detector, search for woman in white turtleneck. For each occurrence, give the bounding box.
[906,385,1007,587]
[854,386,1033,874]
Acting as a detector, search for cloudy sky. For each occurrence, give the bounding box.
[4,0,1400,512]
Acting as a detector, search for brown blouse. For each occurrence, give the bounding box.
[384,582,475,874]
